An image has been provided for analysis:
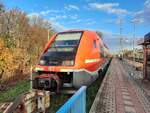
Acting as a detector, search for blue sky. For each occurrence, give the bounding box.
[2,0,150,52]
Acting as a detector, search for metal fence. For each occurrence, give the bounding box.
[56,86,87,113]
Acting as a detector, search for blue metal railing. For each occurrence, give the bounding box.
[56,86,87,113]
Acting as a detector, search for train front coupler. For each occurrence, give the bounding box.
[32,73,61,93]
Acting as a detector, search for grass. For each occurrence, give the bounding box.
[0,79,30,103]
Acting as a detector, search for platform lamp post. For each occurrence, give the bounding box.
[131,19,141,63]
[118,18,124,59]
[132,22,136,63]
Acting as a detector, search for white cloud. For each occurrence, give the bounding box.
[89,3,129,15]
[68,18,95,25]
[40,10,51,16]
[109,8,128,15]
[65,4,79,10]
[131,18,144,24]
[76,19,82,23]
[85,19,96,25]
[49,14,79,21]
[68,19,82,24]
[49,20,66,31]
[69,14,78,19]
[86,21,95,25]
[55,15,67,19]
[27,9,60,18]
[134,10,143,16]
[89,3,119,10]
[49,15,67,21]
[40,9,60,16]
[134,0,150,24]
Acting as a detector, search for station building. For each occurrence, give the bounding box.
[140,32,150,80]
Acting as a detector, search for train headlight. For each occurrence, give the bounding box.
[39,60,46,65]
[62,60,74,66]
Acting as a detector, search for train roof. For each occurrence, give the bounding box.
[58,29,96,34]
[144,32,150,42]
[139,32,150,45]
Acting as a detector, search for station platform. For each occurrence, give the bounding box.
[89,59,150,113]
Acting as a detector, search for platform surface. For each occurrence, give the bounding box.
[90,58,150,113]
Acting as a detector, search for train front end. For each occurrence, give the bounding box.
[32,30,106,92]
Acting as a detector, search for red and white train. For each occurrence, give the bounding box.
[33,30,110,92]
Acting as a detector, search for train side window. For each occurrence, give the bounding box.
[93,40,97,48]
[100,46,105,58]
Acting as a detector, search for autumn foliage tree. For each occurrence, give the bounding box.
[0,3,55,83]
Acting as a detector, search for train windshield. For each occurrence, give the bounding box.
[39,32,82,66]
[48,32,82,52]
